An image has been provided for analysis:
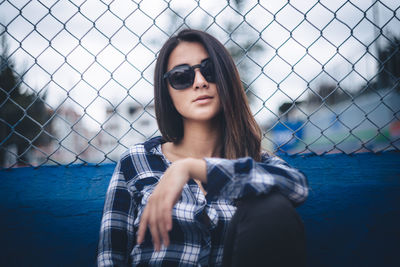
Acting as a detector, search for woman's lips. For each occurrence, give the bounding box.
[194,95,213,102]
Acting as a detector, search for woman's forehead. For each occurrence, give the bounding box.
[167,41,209,69]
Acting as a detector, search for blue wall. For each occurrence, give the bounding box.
[1,152,399,266]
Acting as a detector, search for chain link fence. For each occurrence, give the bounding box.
[0,0,399,168]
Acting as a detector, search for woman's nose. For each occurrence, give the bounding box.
[193,69,209,89]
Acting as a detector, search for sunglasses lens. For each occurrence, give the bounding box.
[168,67,194,90]
[165,59,215,89]
[200,59,215,83]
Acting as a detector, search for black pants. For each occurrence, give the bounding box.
[222,191,306,267]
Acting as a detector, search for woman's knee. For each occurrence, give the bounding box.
[230,191,307,266]
[237,191,302,224]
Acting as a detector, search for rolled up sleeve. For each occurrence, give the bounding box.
[204,153,308,206]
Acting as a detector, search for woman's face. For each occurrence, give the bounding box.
[166,41,221,123]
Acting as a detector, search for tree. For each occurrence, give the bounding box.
[219,0,265,103]
[278,101,303,121]
[225,29,264,104]
[307,83,348,106]
[0,36,53,166]
[352,34,400,98]
[377,35,400,91]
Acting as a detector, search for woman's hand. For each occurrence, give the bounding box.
[136,158,207,251]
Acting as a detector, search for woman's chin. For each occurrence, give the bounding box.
[183,112,220,123]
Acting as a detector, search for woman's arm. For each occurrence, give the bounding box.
[202,154,308,206]
[136,158,197,250]
[137,154,308,250]
[97,160,136,267]
[182,154,308,206]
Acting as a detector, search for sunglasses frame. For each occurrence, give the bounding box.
[163,58,214,90]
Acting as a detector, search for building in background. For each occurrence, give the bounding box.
[269,88,400,154]
[99,101,158,161]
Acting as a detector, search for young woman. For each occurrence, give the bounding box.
[97,29,308,267]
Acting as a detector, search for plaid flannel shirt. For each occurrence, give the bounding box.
[97,136,308,266]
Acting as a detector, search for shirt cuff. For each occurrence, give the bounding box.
[203,157,232,200]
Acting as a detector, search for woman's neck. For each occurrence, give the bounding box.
[166,118,222,160]
[184,119,221,157]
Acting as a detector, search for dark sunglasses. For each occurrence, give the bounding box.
[163,58,215,90]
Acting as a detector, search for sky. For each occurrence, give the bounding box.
[0,0,399,132]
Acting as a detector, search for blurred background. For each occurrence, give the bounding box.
[0,0,399,167]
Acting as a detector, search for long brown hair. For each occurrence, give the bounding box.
[154,29,261,161]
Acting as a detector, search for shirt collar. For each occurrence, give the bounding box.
[143,136,167,156]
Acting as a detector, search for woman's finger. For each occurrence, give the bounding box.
[149,205,161,251]
[137,207,149,244]
[158,204,171,247]
[164,205,173,232]
[162,196,173,232]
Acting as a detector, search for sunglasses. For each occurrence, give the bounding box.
[163,58,215,90]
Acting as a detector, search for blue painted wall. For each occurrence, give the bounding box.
[1,152,399,266]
